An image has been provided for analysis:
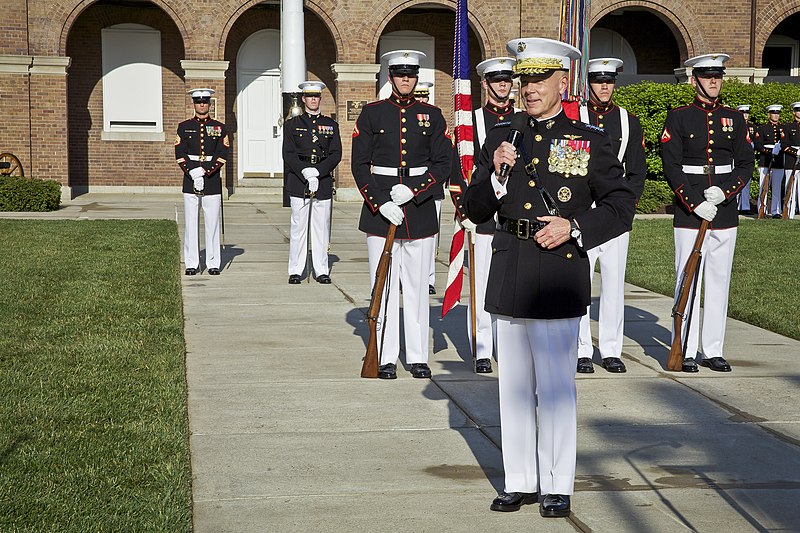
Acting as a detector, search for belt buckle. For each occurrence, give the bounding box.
[398,167,409,178]
[311,155,319,164]
[516,218,530,240]
[703,164,714,174]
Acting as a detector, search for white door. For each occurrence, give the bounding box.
[237,29,282,181]
[239,72,282,176]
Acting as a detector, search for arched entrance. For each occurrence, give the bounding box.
[763,13,800,80]
[236,29,282,181]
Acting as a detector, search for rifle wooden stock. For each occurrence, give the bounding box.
[758,156,773,219]
[468,236,478,373]
[782,158,798,220]
[361,224,397,378]
[667,220,710,371]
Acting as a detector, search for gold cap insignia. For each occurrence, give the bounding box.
[517,41,526,53]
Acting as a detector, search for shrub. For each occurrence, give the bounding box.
[636,179,674,214]
[0,176,62,211]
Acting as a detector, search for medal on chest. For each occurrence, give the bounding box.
[548,139,590,177]
[416,113,430,127]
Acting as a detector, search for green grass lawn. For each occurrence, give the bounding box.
[0,220,191,531]
[628,217,800,341]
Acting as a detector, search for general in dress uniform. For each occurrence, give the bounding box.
[576,58,647,375]
[351,50,452,380]
[175,88,229,276]
[283,81,342,284]
[660,54,754,372]
[779,102,800,219]
[450,56,518,374]
[754,104,785,217]
[414,81,445,295]
[735,104,755,213]
[463,38,635,518]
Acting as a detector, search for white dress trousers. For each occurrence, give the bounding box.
[578,231,630,360]
[288,197,331,277]
[466,232,494,360]
[367,235,436,365]
[758,166,784,215]
[737,179,751,211]
[672,227,737,360]
[428,199,443,286]
[183,193,221,270]
[495,316,579,496]
[784,170,799,219]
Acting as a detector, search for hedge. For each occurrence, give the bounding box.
[0,176,62,212]
[613,79,800,212]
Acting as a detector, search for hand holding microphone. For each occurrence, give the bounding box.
[493,113,528,183]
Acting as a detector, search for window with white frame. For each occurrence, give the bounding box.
[101,23,163,133]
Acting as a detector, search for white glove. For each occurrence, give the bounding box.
[704,186,725,205]
[390,184,415,205]
[307,176,319,193]
[378,202,404,226]
[189,167,205,179]
[694,201,717,222]
[460,217,477,243]
[460,217,477,232]
[301,167,320,180]
[772,141,782,155]
[193,176,204,191]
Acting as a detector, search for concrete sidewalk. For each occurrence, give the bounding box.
[10,193,800,532]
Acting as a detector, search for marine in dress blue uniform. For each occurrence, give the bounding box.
[283,81,342,284]
[463,38,635,518]
[660,53,754,372]
[735,104,755,213]
[779,102,800,218]
[576,58,647,375]
[450,56,518,374]
[351,50,452,379]
[175,88,229,276]
[754,104,785,217]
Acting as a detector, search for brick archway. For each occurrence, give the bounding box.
[58,0,188,56]
[590,0,700,61]
[217,0,344,62]
[754,2,800,66]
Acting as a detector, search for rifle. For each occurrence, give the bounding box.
[220,186,225,248]
[467,235,478,373]
[361,224,397,378]
[305,188,315,283]
[666,219,710,371]
[758,153,774,219]
[782,156,798,220]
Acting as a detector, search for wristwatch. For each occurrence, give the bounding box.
[570,219,581,240]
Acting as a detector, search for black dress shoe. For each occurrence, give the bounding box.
[410,363,431,378]
[700,356,732,372]
[490,491,538,512]
[208,268,220,276]
[378,363,397,380]
[316,274,331,284]
[539,494,570,518]
[428,284,436,294]
[682,358,699,373]
[475,358,493,373]
[772,213,782,219]
[185,268,198,276]
[576,357,595,373]
[601,357,627,373]
[288,274,301,284]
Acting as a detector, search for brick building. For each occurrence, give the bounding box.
[1,0,799,199]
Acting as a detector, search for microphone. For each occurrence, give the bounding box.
[498,113,528,179]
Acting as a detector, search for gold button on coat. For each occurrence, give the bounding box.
[523,202,532,210]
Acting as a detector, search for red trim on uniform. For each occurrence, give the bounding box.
[661,128,672,143]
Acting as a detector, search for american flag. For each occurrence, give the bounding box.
[442,0,473,318]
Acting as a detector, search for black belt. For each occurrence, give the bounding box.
[299,154,326,164]
[499,218,547,240]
